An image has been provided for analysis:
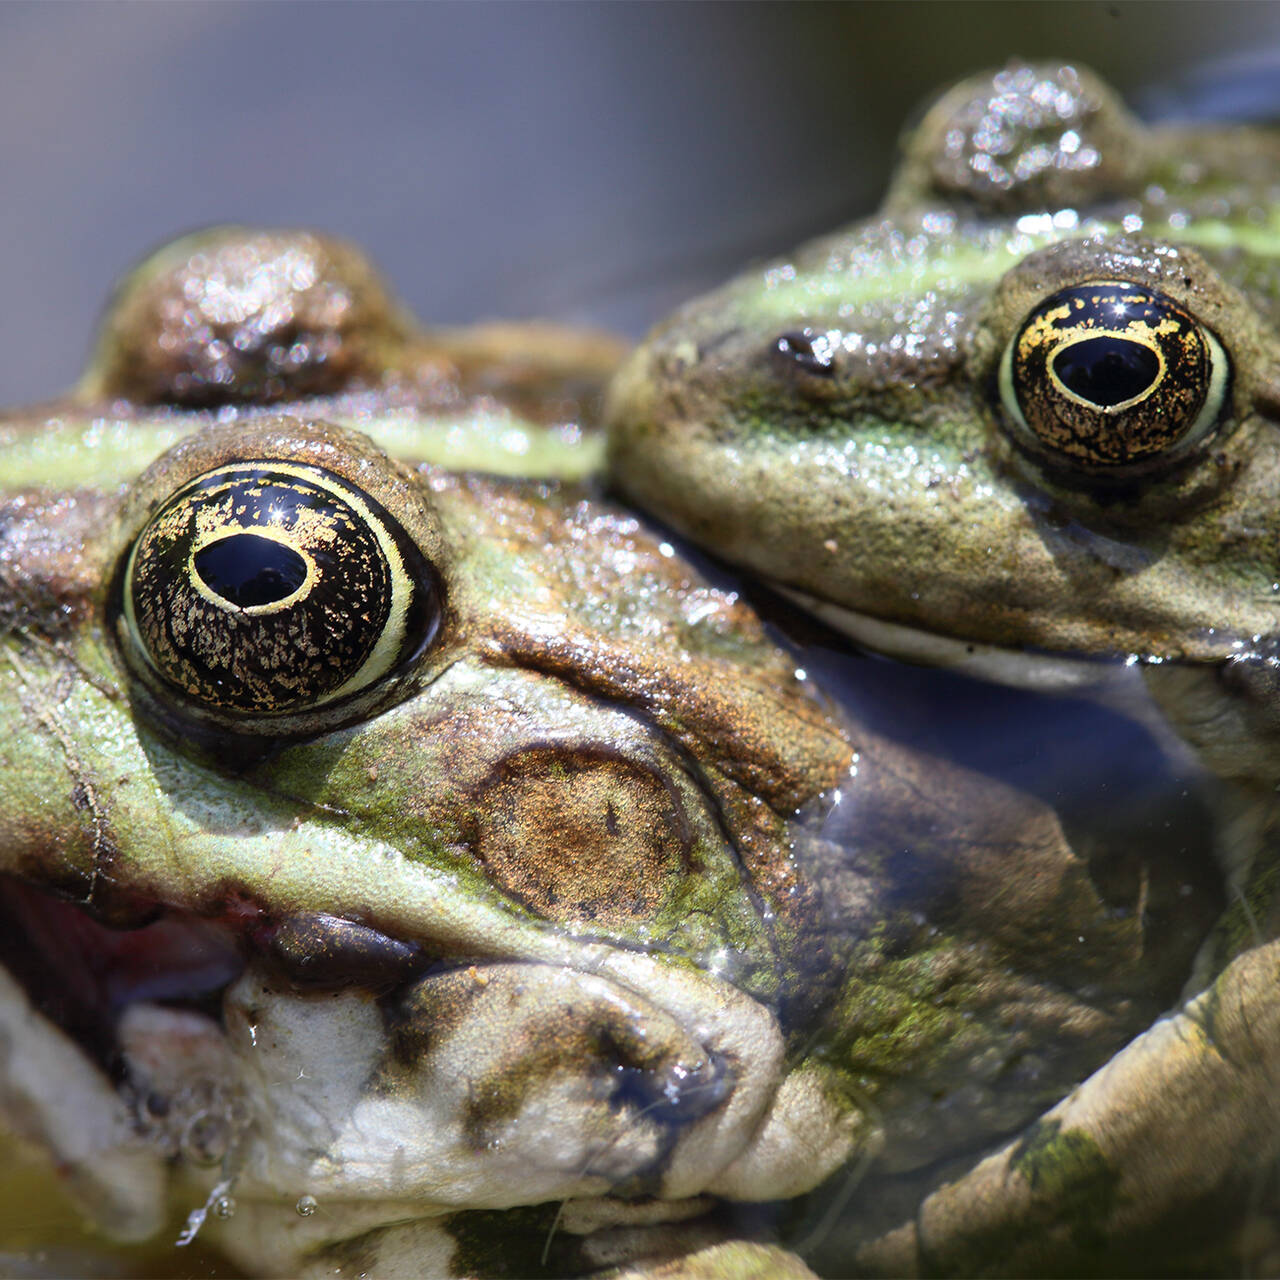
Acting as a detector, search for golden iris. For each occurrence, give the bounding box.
[998,280,1230,473]
[124,461,438,716]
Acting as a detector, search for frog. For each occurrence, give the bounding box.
[604,61,1280,786]
[605,60,1280,1270]
[0,225,1230,1279]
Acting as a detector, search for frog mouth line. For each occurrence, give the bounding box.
[770,583,1226,795]
[774,583,1150,693]
[0,880,732,1121]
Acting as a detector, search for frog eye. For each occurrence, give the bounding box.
[122,461,441,718]
[997,280,1231,473]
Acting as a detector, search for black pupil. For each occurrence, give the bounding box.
[193,534,308,608]
[1053,336,1160,408]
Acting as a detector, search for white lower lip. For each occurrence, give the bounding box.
[775,584,1127,694]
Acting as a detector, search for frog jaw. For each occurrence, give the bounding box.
[0,834,852,1250]
[0,889,858,1271]
[775,583,1134,694]
[115,952,825,1219]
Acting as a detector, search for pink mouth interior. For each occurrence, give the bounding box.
[0,878,246,1071]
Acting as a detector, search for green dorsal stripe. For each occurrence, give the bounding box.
[0,409,604,493]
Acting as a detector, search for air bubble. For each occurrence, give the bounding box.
[296,1194,318,1217]
[213,1195,236,1220]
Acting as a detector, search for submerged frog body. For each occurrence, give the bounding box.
[0,227,1234,1279]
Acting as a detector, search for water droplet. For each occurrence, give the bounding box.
[296,1194,318,1217]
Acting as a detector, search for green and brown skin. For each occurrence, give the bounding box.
[606,62,1280,712]
[608,61,1280,1272]
[0,226,1226,1279]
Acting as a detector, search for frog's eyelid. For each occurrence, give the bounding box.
[1190,325,1231,440]
[997,340,1031,434]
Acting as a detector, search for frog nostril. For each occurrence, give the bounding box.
[772,329,837,378]
[611,1050,731,1123]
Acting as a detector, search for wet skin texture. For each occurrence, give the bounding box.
[0,223,1249,1280]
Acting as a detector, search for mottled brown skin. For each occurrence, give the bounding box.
[2,411,851,982]
[80,227,627,433]
[85,230,417,405]
[885,63,1145,213]
[0,229,862,1275]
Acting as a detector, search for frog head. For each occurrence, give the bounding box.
[606,62,1280,729]
[0,227,878,1273]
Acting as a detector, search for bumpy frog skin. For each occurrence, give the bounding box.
[604,64,1280,845]
[0,226,1246,1280]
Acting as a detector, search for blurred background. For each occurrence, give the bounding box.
[3,0,1280,403]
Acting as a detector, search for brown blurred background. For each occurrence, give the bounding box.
[3,0,1279,403]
